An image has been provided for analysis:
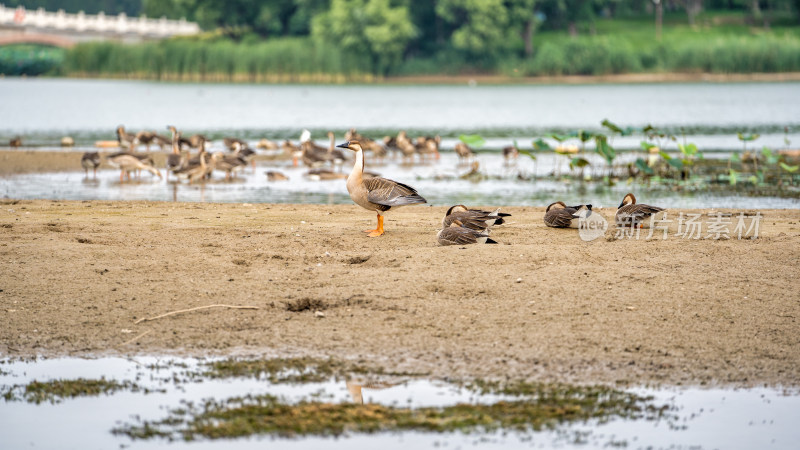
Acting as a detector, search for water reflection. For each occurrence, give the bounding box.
[0,357,798,449]
[346,379,403,405]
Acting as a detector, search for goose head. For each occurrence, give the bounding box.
[336,140,363,152]
[546,201,567,212]
[445,204,469,216]
[619,193,636,208]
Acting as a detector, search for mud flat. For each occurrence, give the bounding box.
[0,199,799,387]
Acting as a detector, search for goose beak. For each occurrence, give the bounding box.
[336,141,350,150]
[618,201,624,208]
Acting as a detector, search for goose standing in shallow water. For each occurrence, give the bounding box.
[337,140,426,237]
[107,152,162,182]
[81,152,101,178]
[165,127,187,180]
[544,202,593,228]
[616,193,665,227]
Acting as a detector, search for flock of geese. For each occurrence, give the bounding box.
[76,126,663,245]
[78,126,509,184]
[333,140,664,244]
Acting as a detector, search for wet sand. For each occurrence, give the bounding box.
[1,199,799,387]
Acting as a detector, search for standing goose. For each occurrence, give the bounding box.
[116,126,136,149]
[616,193,665,227]
[165,127,187,179]
[107,153,162,182]
[503,145,519,163]
[443,204,509,232]
[544,202,593,228]
[454,142,475,162]
[337,140,426,237]
[437,222,498,246]
[81,151,101,178]
[9,136,22,148]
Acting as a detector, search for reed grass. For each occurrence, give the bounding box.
[63,38,374,82]
[52,30,800,81]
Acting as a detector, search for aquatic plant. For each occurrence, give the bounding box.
[114,382,672,440]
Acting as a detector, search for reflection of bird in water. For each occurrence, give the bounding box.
[346,380,400,404]
[616,192,665,228]
[459,161,484,181]
[544,201,592,228]
[306,168,346,181]
[265,170,288,181]
[337,140,427,237]
[81,151,101,178]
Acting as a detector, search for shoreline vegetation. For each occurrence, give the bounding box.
[3,7,800,83]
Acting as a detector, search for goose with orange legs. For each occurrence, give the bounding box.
[337,140,426,237]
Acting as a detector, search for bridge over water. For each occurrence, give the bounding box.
[0,4,200,48]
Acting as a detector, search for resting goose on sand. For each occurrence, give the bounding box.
[544,202,593,228]
[616,193,665,227]
[443,204,509,232]
[437,222,498,246]
[337,140,426,237]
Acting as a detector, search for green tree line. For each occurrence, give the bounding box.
[5,0,800,78]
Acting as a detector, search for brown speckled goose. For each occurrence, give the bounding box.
[337,140,426,237]
[544,202,593,228]
[442,204,509,231]
[437,222,497,246]
[616,193,665,227]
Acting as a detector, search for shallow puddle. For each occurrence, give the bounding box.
[0,357,798,449]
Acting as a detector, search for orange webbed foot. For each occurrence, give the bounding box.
[367,230,385,237]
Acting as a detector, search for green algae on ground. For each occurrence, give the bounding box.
[1,378,163,404]
[202,357,427,383]
[114,383,672,440]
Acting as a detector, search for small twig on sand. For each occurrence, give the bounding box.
[119,330,152,347]
[134,304,259,325]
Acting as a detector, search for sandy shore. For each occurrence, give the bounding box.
[1,199,798,387]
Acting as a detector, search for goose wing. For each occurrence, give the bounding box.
[544,208,576,228]
[364,177,426,207]
[617,203,664,217]
[444,211,503,230]
[437,227,481,246]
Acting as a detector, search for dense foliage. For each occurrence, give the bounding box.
[4,1,800,77]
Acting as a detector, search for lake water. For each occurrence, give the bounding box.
[1,357,798,450]
[1,78,799,208]
[1,78,799,135]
